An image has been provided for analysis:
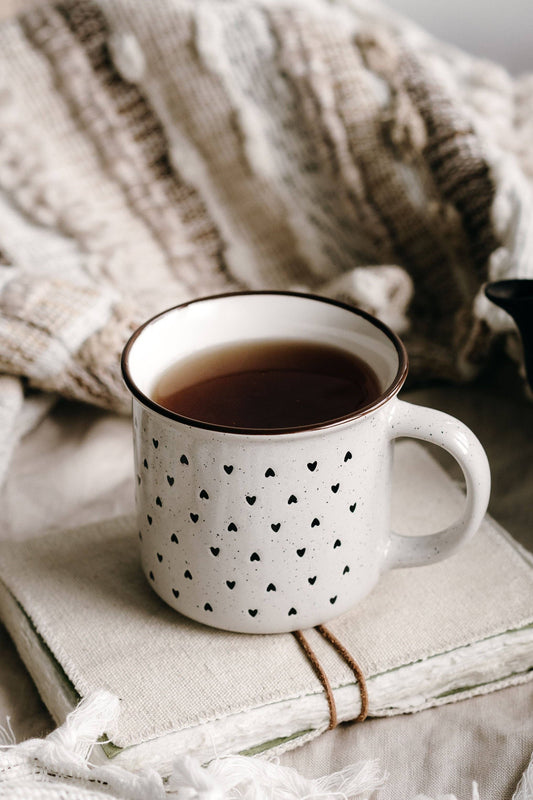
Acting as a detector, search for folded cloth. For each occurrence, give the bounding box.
[0,442,531,776]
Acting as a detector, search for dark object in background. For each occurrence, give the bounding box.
[485,280,533,390]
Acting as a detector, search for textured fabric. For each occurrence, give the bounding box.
[0,0,532,437]
[0,442,531,772]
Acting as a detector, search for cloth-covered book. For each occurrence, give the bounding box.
[0,442,532,776]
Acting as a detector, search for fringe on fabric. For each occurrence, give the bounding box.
[0,691,529,800]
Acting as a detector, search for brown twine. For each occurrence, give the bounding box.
[292,625,369,730]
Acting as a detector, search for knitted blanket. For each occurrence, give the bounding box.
[0,0,532,473]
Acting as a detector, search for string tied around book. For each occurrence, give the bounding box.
[293,624,369,730]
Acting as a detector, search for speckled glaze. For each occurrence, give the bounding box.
[123,293,490,634]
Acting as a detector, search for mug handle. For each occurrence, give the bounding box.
[384,399,491,569]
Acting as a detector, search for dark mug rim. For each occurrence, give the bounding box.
[121,291,409,436]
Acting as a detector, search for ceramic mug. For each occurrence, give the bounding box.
[121,292,490,634]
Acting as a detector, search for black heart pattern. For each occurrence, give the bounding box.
[157,552,163,562]
[308,576,317,585]
[307,461,317,471]
[156,496,162,507]
[152,438,159,449]
[223,465,233,474]
[190,513,199,523]
[330,596,337,604]
[297,548,306,557]
[204,603,213,612]
[265,468,275,477]
[248,609,258,617]
[210,546,220,556]
[180,454,189,465]
[288,607,297,616]
[184,570,192,579]
[167,475,174,486]
[334,539,341,548]
[344,451,352,462]
[226,580,236,590]
[246,495,256,505]
[267,583,276,592]
[143,459,148,469]
[331,483,339,493]
[171,533,178,544]
[350,502,357,512]
[147,515,152,525]
[288,495,297,504]
[227,522,238,532]
[250,552,260,562]
[172,588,179,598]
[311,518,320,527]
[271,522,281,532]
[200,489,209,500]
[343,565,350,574]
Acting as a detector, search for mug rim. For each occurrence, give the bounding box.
[121,290,409,436]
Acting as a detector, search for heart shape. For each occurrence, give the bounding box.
[307,461,317,472]
[167,475,174,486]
[329,595,337,604]
[250,552,260,562]
[227,522,238,532]
[172,588,179,598]
[157,552,163,562]
[190,513,199,523]
[344,451,352,462]
[288,494,297,504]
[226,580,236,590]
[184,570,192,579]
[224,464,233,474]
[204,603,213,612]
[334,539,341,548]
[171,533,178,544]
[246,495,256,506]
[200,489,209,500]
[271,522,281,532]
[266,583,276,592]
[248,609,258,617]
[331,483,339,493]
[156,496,162,507]
[147,515,152,525]
[210,547,220,557]
[288,607,297,616]
[311,518,320,527]
[297,548,306,557]
[343,565,350,574]
[265,468,275,478]
[152,438,159,449]
[308,576,317,585]
[350,502,357,512]
[180,454,189,465]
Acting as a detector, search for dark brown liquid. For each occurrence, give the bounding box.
[153,339,381,430]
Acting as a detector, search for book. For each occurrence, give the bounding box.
[0,441,532,776]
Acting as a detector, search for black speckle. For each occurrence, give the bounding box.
[334,539,342,548]
[171,533,179,544]
[344,451,352,462]
[246,495,256,506]
[156,496,162,507]
[210,546,220,556]
[248,609,258,617]
[228,522,238,532]
[308,576,317,585]
[138,531,142,541]
[224,464,233,474]
[172,588,179,598]
[297,548,306,557]
[147,515,152,525]
[204,603,213,612]
[350,502,357,512]
[267,583,276,592]
[288,494,297,504]
[265,468,275,478]
[157,552,163,562]
[343,565,350,574]
[180,454,189,465]
[288,607,297,616]
[250,552,260,562]
[226,580,236,590]
[311,517,320,527]
[149,570,154,581]
[152,438,159,449]
[330,596,337,604]
[271,522,281,532]
[307,461,317,472]
[184,570,192,579]
[331,483,339,493]
[190,513,199,523]
[137,475,141,485]
[200,489,209,500]
[143,459,148,469]
[167,475,174,486]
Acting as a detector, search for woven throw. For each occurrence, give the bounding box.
[0,0,532,464]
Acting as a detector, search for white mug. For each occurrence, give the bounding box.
[121,292,490,634]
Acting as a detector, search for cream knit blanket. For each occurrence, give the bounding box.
[0,0,532,474]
